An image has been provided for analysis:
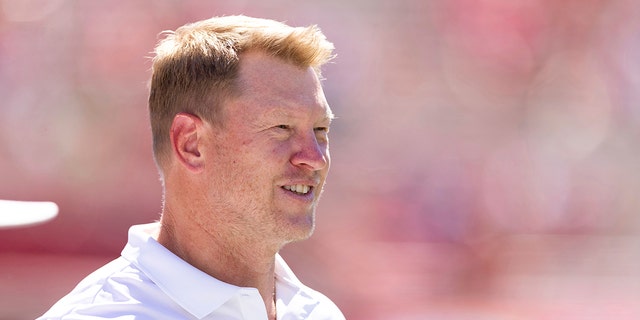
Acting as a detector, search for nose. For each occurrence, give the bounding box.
[290,131,329,171]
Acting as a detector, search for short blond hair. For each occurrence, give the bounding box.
[148,15,335,170]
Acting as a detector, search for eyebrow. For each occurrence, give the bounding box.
[263,106,335,123]
[325,110,336,121]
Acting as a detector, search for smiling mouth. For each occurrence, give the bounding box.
[282,184,312,195]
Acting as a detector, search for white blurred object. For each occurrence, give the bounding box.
[0,200,58,228]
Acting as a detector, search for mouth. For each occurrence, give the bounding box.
[282,184,313,195]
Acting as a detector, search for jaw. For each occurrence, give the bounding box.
[279,210,316,244]
[270,188,318,242]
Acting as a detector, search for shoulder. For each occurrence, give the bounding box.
[37,257,181,320]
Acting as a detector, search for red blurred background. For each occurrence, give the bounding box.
[2,0,640,319]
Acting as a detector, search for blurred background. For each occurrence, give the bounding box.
[1,0,640,319]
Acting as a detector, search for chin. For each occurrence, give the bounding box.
[282,214,315,242]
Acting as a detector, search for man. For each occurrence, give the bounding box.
[39,15,344,319]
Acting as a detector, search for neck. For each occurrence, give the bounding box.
[157,204,279,318]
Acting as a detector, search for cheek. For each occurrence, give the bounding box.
[240,136,254,147]
[272,143,292,161]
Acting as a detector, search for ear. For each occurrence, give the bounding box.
[170,113,205,172]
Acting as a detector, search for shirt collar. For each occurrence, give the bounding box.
[274,253,322,317]
[121,223,241,319]
[121,223,316,319]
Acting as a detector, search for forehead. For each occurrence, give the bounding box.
[229,51,332,121]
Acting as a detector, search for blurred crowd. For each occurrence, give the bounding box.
[1,0,639,319]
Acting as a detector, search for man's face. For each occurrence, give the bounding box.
[201,51,332,245]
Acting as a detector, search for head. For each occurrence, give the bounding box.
[149,15,334,172]
[149,16,335,247]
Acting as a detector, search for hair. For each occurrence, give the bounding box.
[148,15,335,172]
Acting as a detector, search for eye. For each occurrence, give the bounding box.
[276,124,290,130]
[314,127,330,143]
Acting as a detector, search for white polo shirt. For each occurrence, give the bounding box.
[38,223,345,320]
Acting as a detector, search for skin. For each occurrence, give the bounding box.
[157,50,333,319]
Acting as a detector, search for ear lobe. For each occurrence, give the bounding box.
[170,113,205,172]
